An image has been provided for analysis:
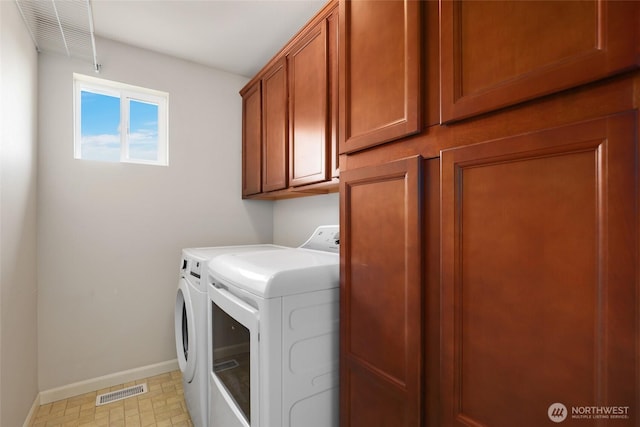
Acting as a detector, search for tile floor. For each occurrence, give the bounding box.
[29,370,193,427]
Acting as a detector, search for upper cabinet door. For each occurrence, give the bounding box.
[441,0,640,123]
[339,0,421,154]
[241,81,262,197]
[262,58,288,192]
[288,20,330,187]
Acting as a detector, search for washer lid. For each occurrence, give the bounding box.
[183,244,285,262]
[208,248,339,298]
[182,244,286,291]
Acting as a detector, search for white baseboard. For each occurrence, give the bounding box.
[39,359,179,405]
[23,393,41,427]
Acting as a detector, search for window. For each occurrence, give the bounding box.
[73,73,169,165]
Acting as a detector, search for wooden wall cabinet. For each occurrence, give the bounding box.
[240,80,262,197]
[240,1,339,199]
[288,6,339,187]
[339,0,421,153]
[261,58,289,193]
[240,58,290,197]
[440,0,640,122]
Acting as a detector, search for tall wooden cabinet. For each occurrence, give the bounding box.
[340,157,424,427]
[339,1,639,426]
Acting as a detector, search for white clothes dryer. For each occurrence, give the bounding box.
[206,226,340,427]
[175,244,284,427]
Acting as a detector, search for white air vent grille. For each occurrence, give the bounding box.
[15,0,100,72]
[96,383,147,406]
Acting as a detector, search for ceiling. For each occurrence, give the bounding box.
[90,0,326,78]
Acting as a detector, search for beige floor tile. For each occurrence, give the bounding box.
[51,400,67,413]
[63,405,80,417]
[80,402,96,416]
[171,412,191,424]
[28,370,192,427]
[93,416,110,427]
[125,413,141,427]
[67,392,96,409]
[36,403,53,417]
[124,397,139,410]
[139,411,156,426]
[75,413,95,424]
[138,398,153,413]
[110,406,125,421]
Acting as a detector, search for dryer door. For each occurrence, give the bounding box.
[175,278,197,382]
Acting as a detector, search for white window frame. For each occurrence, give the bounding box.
[73,73,169,166]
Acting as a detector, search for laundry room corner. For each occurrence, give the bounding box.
[272,193,339,247]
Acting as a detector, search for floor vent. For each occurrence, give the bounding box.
[213,359,239,372]
[95,383,147,406]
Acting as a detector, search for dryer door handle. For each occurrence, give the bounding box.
[210,285,258,321]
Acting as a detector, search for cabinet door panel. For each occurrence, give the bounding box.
[340,156,423,426]
[441,113,638,426]
[441,0,639,122]
[288,21,329,187]
[262,58,288,192]
[241,81,262,197]
[339,0,420,153]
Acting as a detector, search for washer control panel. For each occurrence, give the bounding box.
[190,260,202,279]
[300,225,340,253]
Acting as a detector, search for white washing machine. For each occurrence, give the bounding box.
[175,244,284,427]
[206,225,340,427]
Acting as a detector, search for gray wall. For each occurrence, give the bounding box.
[0,2,39,425]
[273,193,339,247]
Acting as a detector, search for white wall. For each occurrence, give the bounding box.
[0,2,39,425]
[37,32,338,395]
[37,37,273,391]
[273,193,339,247]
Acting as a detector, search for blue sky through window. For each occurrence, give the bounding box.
[80,91,120,162]
[129,100,159,161]
[80,91,159,162]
